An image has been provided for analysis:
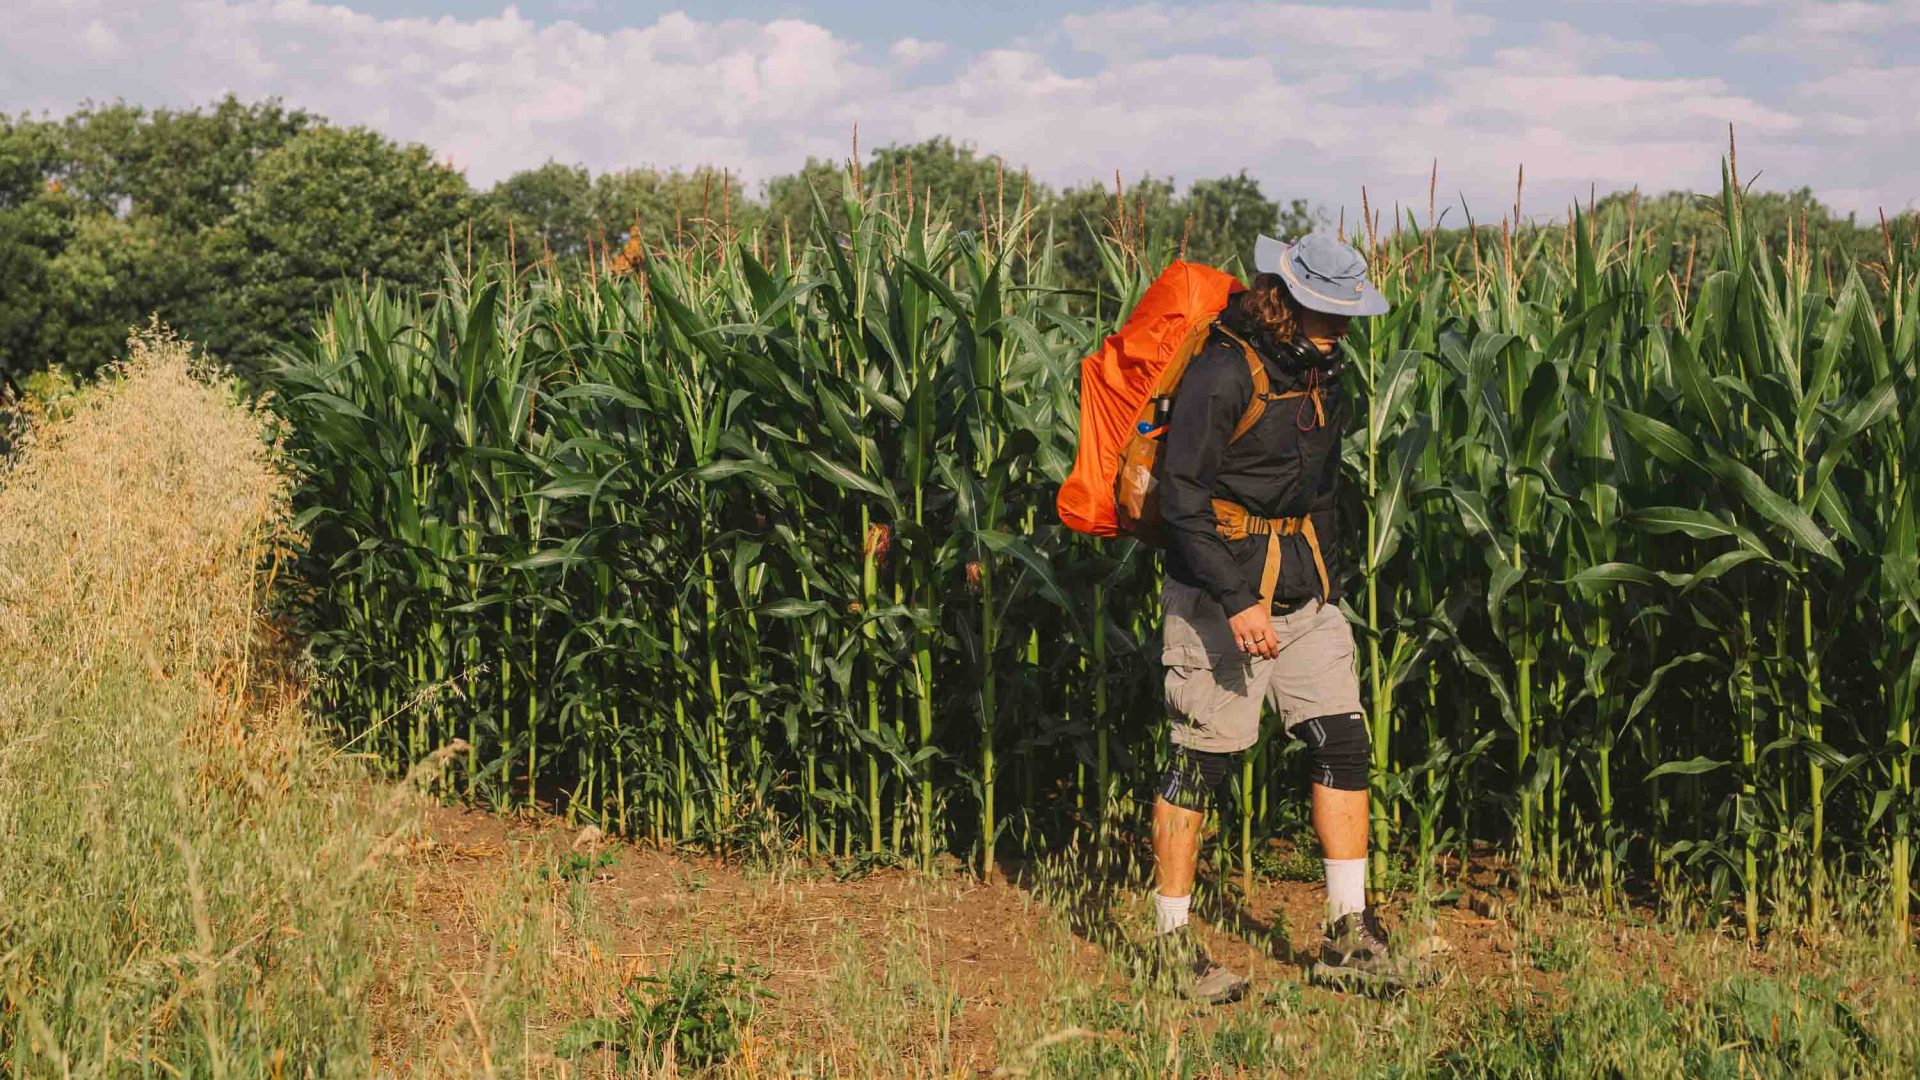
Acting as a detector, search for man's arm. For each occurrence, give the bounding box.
[1160,344,1259,616]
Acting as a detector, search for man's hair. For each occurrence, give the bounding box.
[1239,272,1302,342]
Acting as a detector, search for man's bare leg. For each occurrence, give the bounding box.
[1152,795,1205,900]
[1313,783,1368,860]
[1308,776,1418,988]
[1314,782,1370,923]
[1148,793,1248,1002]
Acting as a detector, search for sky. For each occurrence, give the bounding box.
[3,0,1916,224]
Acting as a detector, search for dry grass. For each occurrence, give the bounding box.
[0,326,406,1077]
[0,322,286,686]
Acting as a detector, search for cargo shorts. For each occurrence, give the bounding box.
[1161,579,1363,753]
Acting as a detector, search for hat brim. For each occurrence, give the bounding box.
[1253,235,1390,317]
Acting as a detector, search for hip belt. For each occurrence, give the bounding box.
[1209,498,1331,613]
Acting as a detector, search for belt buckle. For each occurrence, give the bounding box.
[1271,595,1310,616]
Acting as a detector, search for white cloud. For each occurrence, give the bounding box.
[1734,0,1920,58]
[0,1,1909,219]
[1798,64,1920,135]
[1489,21,1657,75]
[79,18,123,58]
[3,2,894,184]
[1059,0,1494,78]
[889,36,947,65]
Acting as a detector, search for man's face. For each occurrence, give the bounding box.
[1300,309,1352,357]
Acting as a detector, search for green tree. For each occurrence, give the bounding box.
[43,213,195,378]
[763,156,854,242]
[1180,171,1313,273]
[209,125,475,367]
[591,166,754,253]
[1420,187,1905,301]
[764,138,1048,246]
[482,160,595,263]
[1047,175,1176,304]
[53,97,312,231]
[0,98,320,385]
[871,137,1042,232]
[1592,187,1891,294]
[0,119,70,386]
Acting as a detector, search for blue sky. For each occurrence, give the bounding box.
[4,1,1915,221]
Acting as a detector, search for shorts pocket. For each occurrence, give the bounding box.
[1160,581,1235,669]
[1164,653,1262,753]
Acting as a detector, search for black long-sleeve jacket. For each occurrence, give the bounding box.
[1160,305,1349,615]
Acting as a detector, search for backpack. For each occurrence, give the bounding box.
[1056,261,1270,545]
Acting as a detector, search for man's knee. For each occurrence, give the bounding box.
[1158,745,1237,811]
[1296,712,1369,791]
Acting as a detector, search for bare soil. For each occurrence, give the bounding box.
[377,804,1729,1075]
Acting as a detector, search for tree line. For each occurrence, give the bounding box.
[0,97,1308,390]
[1,95,1906,392]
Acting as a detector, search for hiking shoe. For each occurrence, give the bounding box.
[1148,925,1249,1005]
[1310,906,1424,993]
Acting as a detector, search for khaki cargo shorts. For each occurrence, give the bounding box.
[1161,579,1363,753]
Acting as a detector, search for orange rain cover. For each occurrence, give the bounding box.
[1057,261,1245,536]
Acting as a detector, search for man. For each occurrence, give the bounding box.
[1149,232,1416,1002]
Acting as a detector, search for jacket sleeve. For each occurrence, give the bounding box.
[1160,345,1261,615]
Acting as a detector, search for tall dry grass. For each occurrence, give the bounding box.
[0,324,285,688]
[0,326,404,1077]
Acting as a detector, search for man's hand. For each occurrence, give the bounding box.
[1228,604,1278,659]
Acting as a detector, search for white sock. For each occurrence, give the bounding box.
[1153,892,1192,935]
[1324,858,1367,921]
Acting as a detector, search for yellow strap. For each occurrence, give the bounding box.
[1260,532,1282,611]
[1209,498,1332,609]
[1216,326,1271,443]
[1301,516,1330,600]
[1216,325,1326,433]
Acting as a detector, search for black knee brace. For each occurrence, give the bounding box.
[1296,712,1369,791]
[1159,746,1235,811]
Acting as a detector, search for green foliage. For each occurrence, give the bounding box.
[763,137,1311,307]
[591,165,756,247]
[211,125,475,366]
[271,151,1920,941]
[559,949,769,1070]
[1526,929,1590,974]
[1434,969,1894,1080]
[0,97,467,384]
[477,160,757,267]
[1183,171,1313,270]
[1253,838,1323,883]
[14,364,80,422]
[51,97,313,230]
[541,848,618,883]
[762,154,848,239]
[483,159,597,261]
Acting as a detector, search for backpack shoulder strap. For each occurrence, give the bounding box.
[1215,326,1270,442]
[1149,314,1222,398]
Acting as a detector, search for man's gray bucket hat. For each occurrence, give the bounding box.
[1253,232,1390,317]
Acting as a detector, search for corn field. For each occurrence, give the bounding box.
[272,157,1918,942]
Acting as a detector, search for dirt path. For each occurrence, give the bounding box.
[373,803,1685,1076]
